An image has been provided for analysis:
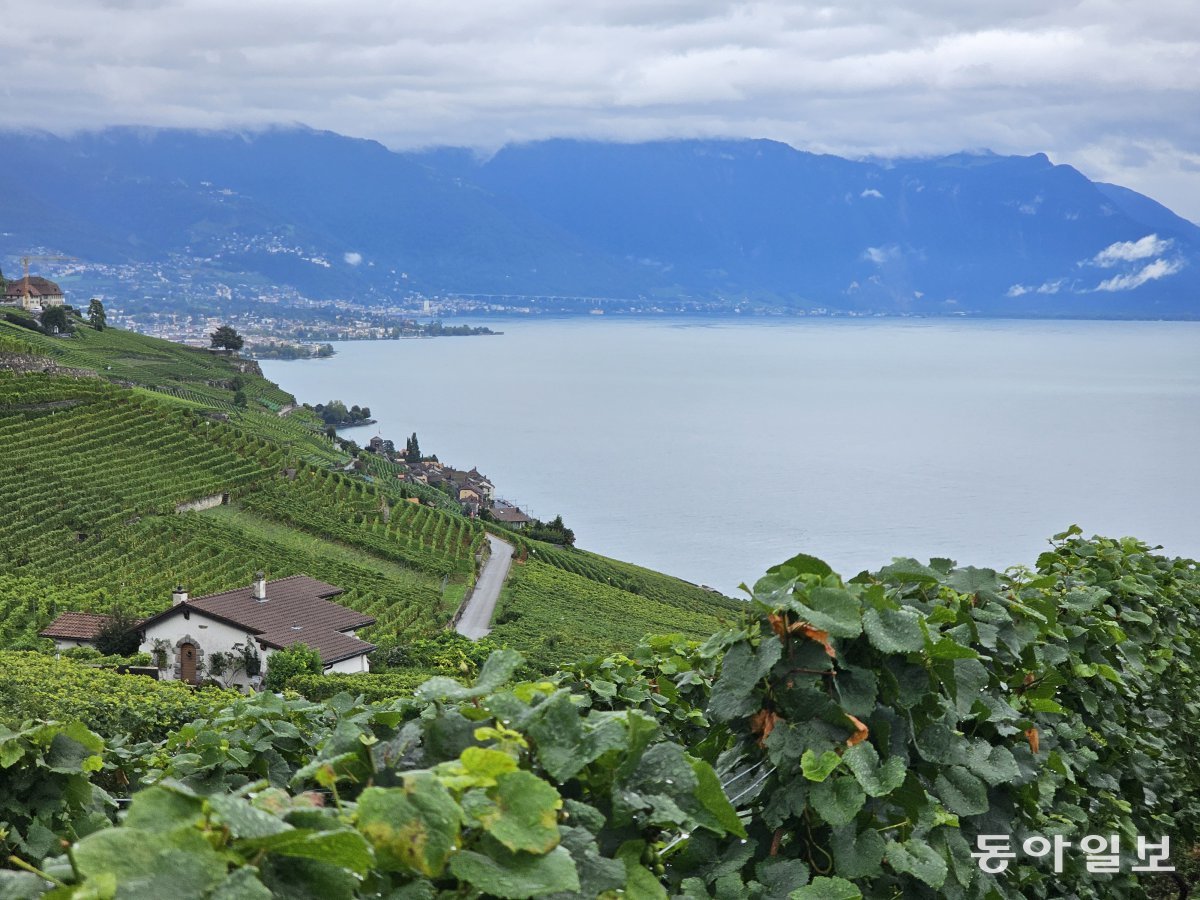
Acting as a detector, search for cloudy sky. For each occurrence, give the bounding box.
[4,0,1199,219]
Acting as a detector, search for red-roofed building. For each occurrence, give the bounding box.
[39,611,145,651]
[5,276,65,310]
[133,575,375,686]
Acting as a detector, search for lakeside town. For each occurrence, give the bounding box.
[0,250,877,359]
[348,429,576,544]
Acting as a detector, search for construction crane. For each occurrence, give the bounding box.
[16,255,76,309]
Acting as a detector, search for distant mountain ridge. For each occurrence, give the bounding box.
[1,127,1197,316]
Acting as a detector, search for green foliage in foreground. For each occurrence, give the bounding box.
[0,654,234,743]
[1,530,1197,898]
[261,644,323,692]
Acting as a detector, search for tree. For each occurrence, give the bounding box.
[405,432,421,463]
[210,324,245,352]
[87,298,106,331]
[93,604,141,658]
[40,306,71,335]
[233,389,248,408]
[263,643,323,692]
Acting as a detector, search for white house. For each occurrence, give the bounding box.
[5,276,66,310]
[133,574,375,687]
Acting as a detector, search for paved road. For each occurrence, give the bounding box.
[455,534,515,639]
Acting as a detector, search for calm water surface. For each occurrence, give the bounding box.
[263,318,1200,594]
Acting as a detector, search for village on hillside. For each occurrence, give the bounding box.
[360,434,537,531]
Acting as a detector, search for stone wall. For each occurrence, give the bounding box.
[0,352,98,379]
[175,493,228,513]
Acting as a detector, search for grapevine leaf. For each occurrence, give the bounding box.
[809,777,866,826]
[878,559,942,585]
[755,858,811,897]
[933,766,989,816]
[558,825,626,897]
[525,691,627,782]
[45,723,105,775]
[70,826,226,900]
[416,649,523,701]
[788,875,862,899]
[950,658,990,717]
[708,637,783,722]
[946,567,1002,597]
[241,829,374,875]
[207,794,292,839]
[461,770,562,854]
[356,776,461,877]
[927,637,979,660]
[885,837,948,888]
[122,783,204,831]
[448,844,581,899]
[790,587,862,638]
[768,553,833,578]
[801,749,841,782]
[207,868,273,900]
[689,756,747,837]
[862,607,924,654]
[963,742,1019,787]
[830,825,885,878]
[259,856,359,900]
[915,724,964,765]
[841,742,906,797]
[0,870,52,899]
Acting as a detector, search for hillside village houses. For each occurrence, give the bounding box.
[40,574,374,688]
[4,276,66,310]
[382,452,532,526]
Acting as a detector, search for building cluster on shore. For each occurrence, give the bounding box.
[364,441,532,528]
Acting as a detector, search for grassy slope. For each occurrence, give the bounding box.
[0,311,739,667]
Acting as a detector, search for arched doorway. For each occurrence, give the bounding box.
[180,642,198,684]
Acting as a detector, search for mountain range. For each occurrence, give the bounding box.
[1,127,1197,317]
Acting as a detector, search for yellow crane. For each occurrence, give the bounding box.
[16,254,77,310]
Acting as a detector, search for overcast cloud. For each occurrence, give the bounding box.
[2,0,1198,219]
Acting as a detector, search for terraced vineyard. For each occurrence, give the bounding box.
[0,320,740,670]
[0,311,336,464]
[487,560,736,668]
[0,373,455,647]
[0,375,277,534]
[497,528,744,614]
[0,514,448,648]
[242,473,484,577]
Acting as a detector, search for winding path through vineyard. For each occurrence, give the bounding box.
[456,534,514,639]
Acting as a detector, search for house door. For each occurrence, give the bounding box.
[180,643,198,684]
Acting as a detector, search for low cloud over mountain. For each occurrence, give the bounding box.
[1,128,1197,317]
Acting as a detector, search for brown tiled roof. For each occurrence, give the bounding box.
[492,507,532,524]
[139,575,376,665]
[5,276,63,298]
[40,611,144,641]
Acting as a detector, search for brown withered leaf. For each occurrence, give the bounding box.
[845,714,869,747]
[750,708,780,747]
[767,613,789,639]
[1025,727,1040,755]
[793,622,837,659]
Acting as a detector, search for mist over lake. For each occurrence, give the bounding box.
[263,318,1200,594]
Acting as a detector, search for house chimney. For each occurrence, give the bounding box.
[253,571,267,602]
[172,585,189,605]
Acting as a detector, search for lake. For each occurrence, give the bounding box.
[262,317,1200,595]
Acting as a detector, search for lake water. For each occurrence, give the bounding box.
[262,318,1200,595]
